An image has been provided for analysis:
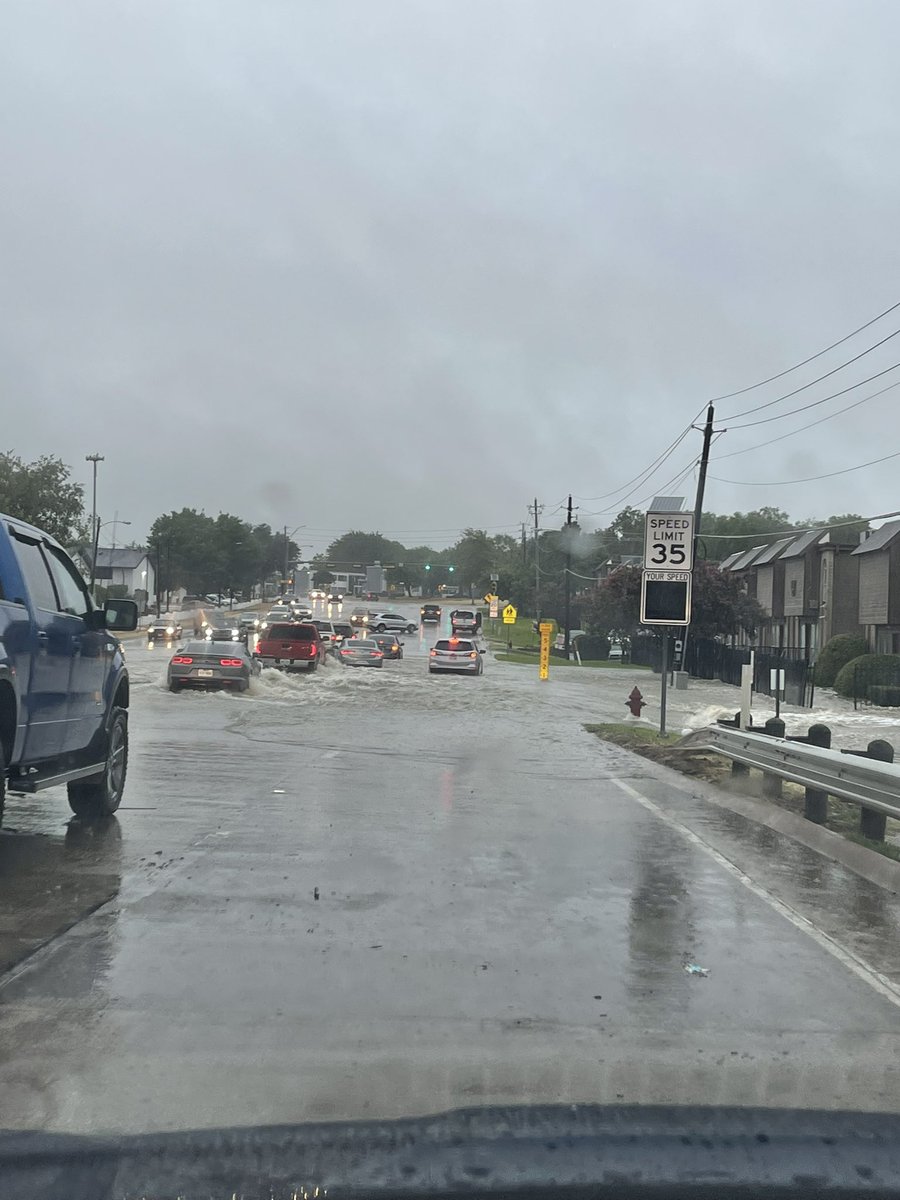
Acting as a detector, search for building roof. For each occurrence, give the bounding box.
[717,551,743,571]
[648,495,686,512]
[753,536,795,567]
[728,544,769,572]
[780,529,823,559]
[95,547,150,569]
[852,519,900,555]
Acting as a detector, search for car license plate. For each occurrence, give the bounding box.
[198,668,214,677]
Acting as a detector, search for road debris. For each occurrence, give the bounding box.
[683,963,709,977]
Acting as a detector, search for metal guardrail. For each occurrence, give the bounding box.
[701,725,900,835]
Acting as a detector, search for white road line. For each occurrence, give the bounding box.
[612,775,900,1011]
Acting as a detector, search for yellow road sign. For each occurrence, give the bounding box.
[483,592,498,604]
[502,604,517,624]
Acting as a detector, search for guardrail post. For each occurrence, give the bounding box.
[727,711,751,777]
[762,717,786,797]
[860,740,894,841]
[803,723,831,824]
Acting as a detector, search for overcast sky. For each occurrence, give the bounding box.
[3,1,900,555]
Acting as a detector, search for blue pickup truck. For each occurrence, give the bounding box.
[0,513,138,822]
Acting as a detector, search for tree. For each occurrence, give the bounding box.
[0,452,85,544]
[582,562,763,642]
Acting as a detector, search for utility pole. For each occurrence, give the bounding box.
[85,453,104,591]
[563,494,575,659]
[679,404,716,679]
[528,498,543,624]
[283,525,290,591]
[520,523,527,564]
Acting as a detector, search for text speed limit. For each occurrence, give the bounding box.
[643,512,694,571]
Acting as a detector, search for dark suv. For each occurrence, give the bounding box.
[420,603,442,623]
[0,513,138,823]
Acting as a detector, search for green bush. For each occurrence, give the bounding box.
[867,685,900,707]
[814,633,869,688]
[576,634,611,661]
[833,654,900,700]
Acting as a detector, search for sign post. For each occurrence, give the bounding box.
[642,511,694,736]
[770,667,785,719]
[539,621,553,681]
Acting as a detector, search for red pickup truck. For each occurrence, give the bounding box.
[254,622,324,672]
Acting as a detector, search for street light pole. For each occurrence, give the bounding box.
[85,453,105,590]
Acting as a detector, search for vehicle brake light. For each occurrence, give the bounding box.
[469,651,478,658]
[449,637,459,645]
[429,649,437,656]
[172,656,193,664]
[220,658,243,667]
[373,650,383,656]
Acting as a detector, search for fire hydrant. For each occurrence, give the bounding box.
[625,686,646,718]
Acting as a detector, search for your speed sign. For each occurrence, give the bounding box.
[644,512,695,571]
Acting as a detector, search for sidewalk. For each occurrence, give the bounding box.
[495,654,900,757]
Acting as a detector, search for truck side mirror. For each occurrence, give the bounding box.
[105,598,139,632]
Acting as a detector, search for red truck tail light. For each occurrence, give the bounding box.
[219,658,243,667]
[171,656,193,665]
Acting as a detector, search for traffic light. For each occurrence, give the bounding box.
[425,564,431,571]
[448,565,455,572]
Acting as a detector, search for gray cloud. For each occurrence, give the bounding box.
[2,0,900,554]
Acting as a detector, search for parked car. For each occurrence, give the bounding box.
[337,638,384,668]
[168,641,260,692]
[371,632,404,659]
[255,622,324,672]
[0,512,139,820]
[367,611,418,634]
[420,603,442,623]
[450,609,481,636]
[429,637,483,675]
[147,616,183,642]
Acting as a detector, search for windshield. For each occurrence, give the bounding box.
[6,1,900,1180]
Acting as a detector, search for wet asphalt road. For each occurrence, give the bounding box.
[1,600,900,1133]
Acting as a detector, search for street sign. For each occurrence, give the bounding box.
[644,511,694,571]
[489,599,499,619]
[483,592,498,604]
[490,573,499,582]
[502,604,517,624]
[640,571,692,625]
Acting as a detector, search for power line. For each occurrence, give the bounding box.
[573,415,702,504]
[711,377,900,462]
[709,448,900,487]
[710,296,900,406]
[725,360,900,430]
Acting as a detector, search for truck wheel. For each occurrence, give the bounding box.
[308,661,317,672]
[67,709,128,820]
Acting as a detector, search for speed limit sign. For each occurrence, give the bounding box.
[644,511,694,571]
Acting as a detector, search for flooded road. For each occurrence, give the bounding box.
[1,601,900,1133]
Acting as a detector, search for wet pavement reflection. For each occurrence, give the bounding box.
[1,601,900,1132]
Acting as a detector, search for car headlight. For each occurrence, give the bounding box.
[166,626,174,634]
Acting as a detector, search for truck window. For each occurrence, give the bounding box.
[45,545,92,618]
[11,534,58,612]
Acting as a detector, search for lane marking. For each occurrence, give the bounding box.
[612,775,900,1011]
